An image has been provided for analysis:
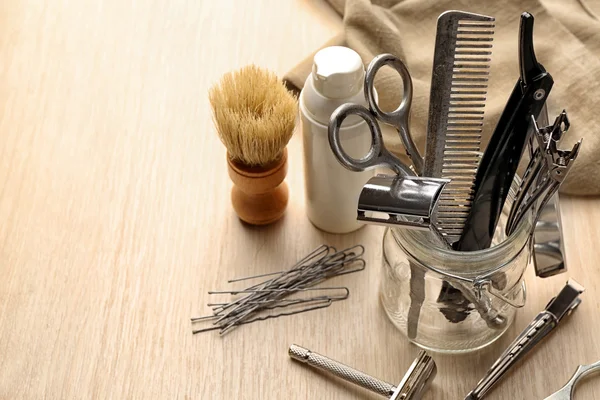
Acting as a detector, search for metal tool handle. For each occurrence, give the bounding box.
[395,350,438,400]
[328,103,412,176]
[289,344,396,397]
[544,360,600,400]
[365,54,424,175]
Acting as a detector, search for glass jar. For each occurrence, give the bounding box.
[380,205,533,353]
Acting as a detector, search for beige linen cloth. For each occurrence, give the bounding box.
[284,0,600,195]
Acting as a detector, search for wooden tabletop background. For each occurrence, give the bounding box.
[1,0,599,398]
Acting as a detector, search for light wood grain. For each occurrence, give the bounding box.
[0,1,599,399]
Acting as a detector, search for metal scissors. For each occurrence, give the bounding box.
[544,360,600,400]
[328,53,424,177]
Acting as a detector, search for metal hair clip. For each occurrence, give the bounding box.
[466,280,584,400]
[508,111,581,277]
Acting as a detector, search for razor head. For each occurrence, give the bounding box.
[357,175,449,229]
[391,351,437,400]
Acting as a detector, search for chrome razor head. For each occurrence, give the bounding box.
[357,174,449,229]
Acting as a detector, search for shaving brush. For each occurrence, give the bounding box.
[209,65,297,225]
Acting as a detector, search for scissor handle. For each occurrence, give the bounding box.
[365,54,423,175]
[328,103,412,176]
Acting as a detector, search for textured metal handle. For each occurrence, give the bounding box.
[289,344,396,397]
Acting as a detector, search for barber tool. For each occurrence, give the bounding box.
[209,65,297,225]
[289,344,436,399]
[526,107,568,278]
[533,194,566,277]
[506,111,581,277]
[425,10,496,324]
[456,12,553,251]
[507,112,581,238]
[356,174,448,229]
[300,46,375,234]
[191,245,365,335]
[465,280,584,400]
[544,360,600,400]
[425,10,495,245]
[329,53,423,177]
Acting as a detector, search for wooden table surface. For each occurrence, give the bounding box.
[1,0,599,399]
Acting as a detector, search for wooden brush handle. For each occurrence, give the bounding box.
[227,148,288,225]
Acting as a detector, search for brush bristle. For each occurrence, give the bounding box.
[209,65,298,167]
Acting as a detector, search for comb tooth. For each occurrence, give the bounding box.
[444,160,480,165]
[444,149,481,154]
[443,159,481,164]
[457,23,495,28]
[447,123,484,127]
[443,154,481,159]
[454,57,492,62]
[451,77,489,82]
[445,135,482,140]
[437,218,471,224]
[438,206,473,212]
[445,146,481,150]
[447,116,484,120]
[445,177,476,181]
[450,90,487,95]
[440,191,475,196]
[440,190,475,195]
[444,161,480,165]
[455,50,492,55]
[438,205,473,210]
[444,144,481,149]
[453,64,490,69]
[438,207,472,212]
[443,186,473,189]
[455,43,494,49]
[451,84,488,89]
[448,109,485,114]
[456,30,494,35]
[437,199,472,206]
[443,166,478,171]
[441,180,476,185]
[447,133,483,137]
[456,37,494,42]
[443,169,478,174]
[449,102,486,107]
[449,96,486,102]
[453,71,490,76]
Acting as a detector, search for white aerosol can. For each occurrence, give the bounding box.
[299,46,375,234]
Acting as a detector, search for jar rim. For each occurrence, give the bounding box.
[389,208,533,277]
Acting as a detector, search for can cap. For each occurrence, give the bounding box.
[312,46,364,99]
